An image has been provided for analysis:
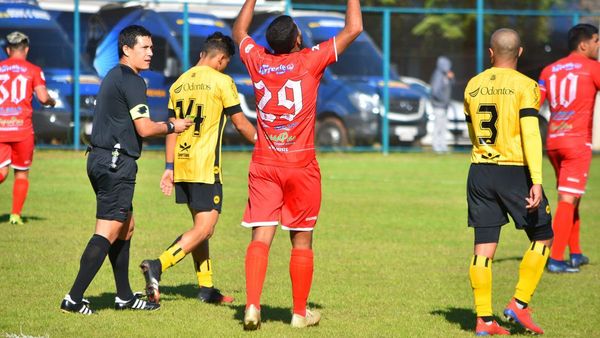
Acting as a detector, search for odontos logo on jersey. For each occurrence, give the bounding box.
[174,83,212,93]
[469,86,515,97]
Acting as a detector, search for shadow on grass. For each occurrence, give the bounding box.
[493,256,521,264]
[86,293,118,310]
[430,307,476,332]
[0,213,46,223]
[227,301,323,325]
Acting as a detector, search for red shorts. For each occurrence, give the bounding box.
[0,134,35,170]
[547,145,592,196]
[242,159,321,231]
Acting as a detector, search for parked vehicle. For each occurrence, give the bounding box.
[0,1,100,144]
[66,4,256,146]
[249,12,429,146]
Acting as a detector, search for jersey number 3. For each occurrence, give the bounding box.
[477,104,498,145]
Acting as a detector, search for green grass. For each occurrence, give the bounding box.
[0,150,599,337]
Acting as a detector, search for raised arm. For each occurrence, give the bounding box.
[335,0,363,55]
[233,0,257,45]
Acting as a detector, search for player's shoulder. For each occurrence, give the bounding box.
[240,36,264,56]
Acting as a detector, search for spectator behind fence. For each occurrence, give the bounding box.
[429,55,454,153]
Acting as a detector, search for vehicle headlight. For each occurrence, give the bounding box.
[47,89,64,109]
[350,92,381,115]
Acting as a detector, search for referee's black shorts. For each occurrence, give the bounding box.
[175,182,222,213]
[87,148,137,222]
[467,163,552,230]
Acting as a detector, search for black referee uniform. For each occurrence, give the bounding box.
[88,64,151,221]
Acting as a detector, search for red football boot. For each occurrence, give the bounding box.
[504,298,544,335]
[475,318,510,336]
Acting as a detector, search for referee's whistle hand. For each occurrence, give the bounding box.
[173,118,194,133]
[526,184,542,211]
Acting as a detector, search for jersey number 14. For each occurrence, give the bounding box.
[175,98,204,136]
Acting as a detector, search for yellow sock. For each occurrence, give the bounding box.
[514,241,549,304]
[194,258,214,288]
[469,255,493,317]
[158,243,187,273]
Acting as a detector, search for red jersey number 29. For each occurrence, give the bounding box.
[254,79,303,122]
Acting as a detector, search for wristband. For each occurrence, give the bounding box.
[166,121,175,134]
[165,162,174,170]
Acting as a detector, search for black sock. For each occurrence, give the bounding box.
[68,234,111,303]
[515,298,528,309]
[480,316,494,323]
[109,239,134,301]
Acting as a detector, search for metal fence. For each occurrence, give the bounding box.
[9,0,600,152]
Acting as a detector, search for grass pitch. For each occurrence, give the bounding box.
[0,150,599,337]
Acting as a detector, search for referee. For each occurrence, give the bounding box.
[60,25,192,315]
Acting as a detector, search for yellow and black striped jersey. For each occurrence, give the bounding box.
[168,65,242,183]
[464,67,541,166]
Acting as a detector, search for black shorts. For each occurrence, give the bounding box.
[175,182,222,213]
[87,148,137,222]
[467,164,552,230]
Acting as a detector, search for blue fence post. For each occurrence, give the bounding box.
[73,0,81,150]
[285,0,292,15]
[476,0,484,73]
[183,2,190,71]
[382,10,390,155]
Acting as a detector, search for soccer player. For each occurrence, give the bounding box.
[140,32,256,305]
[232,0,362,330]
[0,31,55,225]
[60,25,192,315]
[464,28,553,335]
[538,23,600,273]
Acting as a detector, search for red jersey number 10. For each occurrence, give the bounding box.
[548,72,578,109]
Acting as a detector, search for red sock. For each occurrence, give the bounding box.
[245,241,269,310]
[550,201,575,261]
[290,248,314,316]
[569,208,581,254]
[12,178,29,215]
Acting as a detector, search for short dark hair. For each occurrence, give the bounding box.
[118,25,151,58]
[266,15,298,54]
[567,23,598,51]
[201,32,235,58]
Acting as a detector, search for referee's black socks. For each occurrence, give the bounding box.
[69,234,111,303]
[109,239,134,301]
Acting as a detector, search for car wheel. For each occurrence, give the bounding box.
[316,117,349,147]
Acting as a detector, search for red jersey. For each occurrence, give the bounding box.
[0,57,46,142]
[539,53,600,150]
[239,36,337,167]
